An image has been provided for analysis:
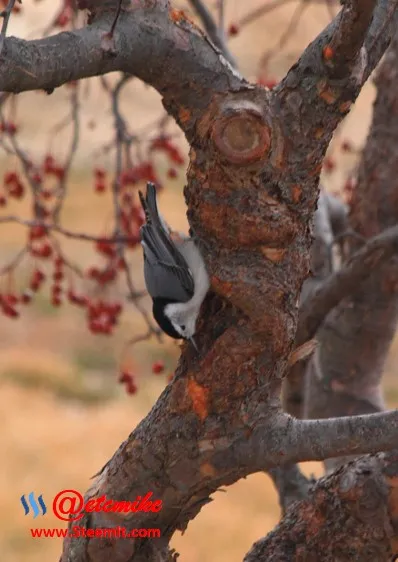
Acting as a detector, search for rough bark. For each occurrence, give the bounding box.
[246,452,398,562]
[1,1,398,561]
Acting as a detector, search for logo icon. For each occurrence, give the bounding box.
[20,492,47,518]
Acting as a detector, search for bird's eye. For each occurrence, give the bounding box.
[180,324,186,331]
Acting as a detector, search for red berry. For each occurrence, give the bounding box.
[228,23,239,36]
[2,302,19,318]
[43,155,55,173]
[94,168,106,179]
[21,290,33,304]
[32,172,42,184]
[56,10,70,27]
[67,289,86,307]
[8,181,24,199]
[31,242,52,259]
[323,157,335,173]
[125,382,138,395]
[4,171,18,186]
[52,284,62,296]
[41,189,53,200]
[29,225,47,240]
[5,294,18,305]
[30,269,45,292]
[341,140,353,152]
[152,360,165,375]
[51,296,62,307]
[94,180,106,193]
[52,166,65,180]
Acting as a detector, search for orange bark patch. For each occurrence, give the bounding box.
[291,185,302,203]
[317,80,338,104]
[200,462,216,477]
[179,106,191,124]
[170,8,186,23]
[339,100,352,113]
[261,247,286,263]
[323,45,334,61]
[187,378,209,421]
[211,276,234,298]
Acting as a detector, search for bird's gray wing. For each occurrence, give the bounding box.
[140,224,194,302]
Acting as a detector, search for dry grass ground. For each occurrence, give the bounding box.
[1,2,398,561]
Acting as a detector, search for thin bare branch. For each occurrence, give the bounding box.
[0,0,18,55]
[0,215,141,244]
[297,223,398,347]
[187,0,237,67]
[268,465,312,514]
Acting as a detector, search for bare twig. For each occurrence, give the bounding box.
[268,465,312,514]
[0,246,26,276]
[188,0,237,67]
[297,223,398,347]
[260,0,309,70]
[53,83,80,222]
[238,0,296,29]
[0,215,142,245]
[109,0,123,37]
[0,0,18,56]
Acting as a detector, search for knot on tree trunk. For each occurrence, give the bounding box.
[211,100,271,164]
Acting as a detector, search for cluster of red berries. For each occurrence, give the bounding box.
[86,300,122,335]
[118,370,137,394]
[0,121,17,134]
[117,360,166,395]
[4,171,24,200]
[0,267,45,318]
[150,136,185,180]
[30,230,53,260]
[1,153,66,210]
[54,0,73,28]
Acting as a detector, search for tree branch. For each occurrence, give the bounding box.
[4,2,391,560]
[245,452,398,562]
[304,28,398,448]
[268,465,312,514]
[0,3,244,136]
[297,223,398,347]
[326,0,377,78]
[187,0,237,67]
[275,0,398,191]
[227,410,398,473]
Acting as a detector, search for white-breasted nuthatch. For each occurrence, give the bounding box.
[139,182,210,350]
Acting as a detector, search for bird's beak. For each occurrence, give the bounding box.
[189,337,199,353]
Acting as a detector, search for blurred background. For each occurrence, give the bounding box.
[1,1,398,561]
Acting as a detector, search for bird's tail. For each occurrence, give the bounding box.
[139,182,170,233]
[139,182,158,224]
